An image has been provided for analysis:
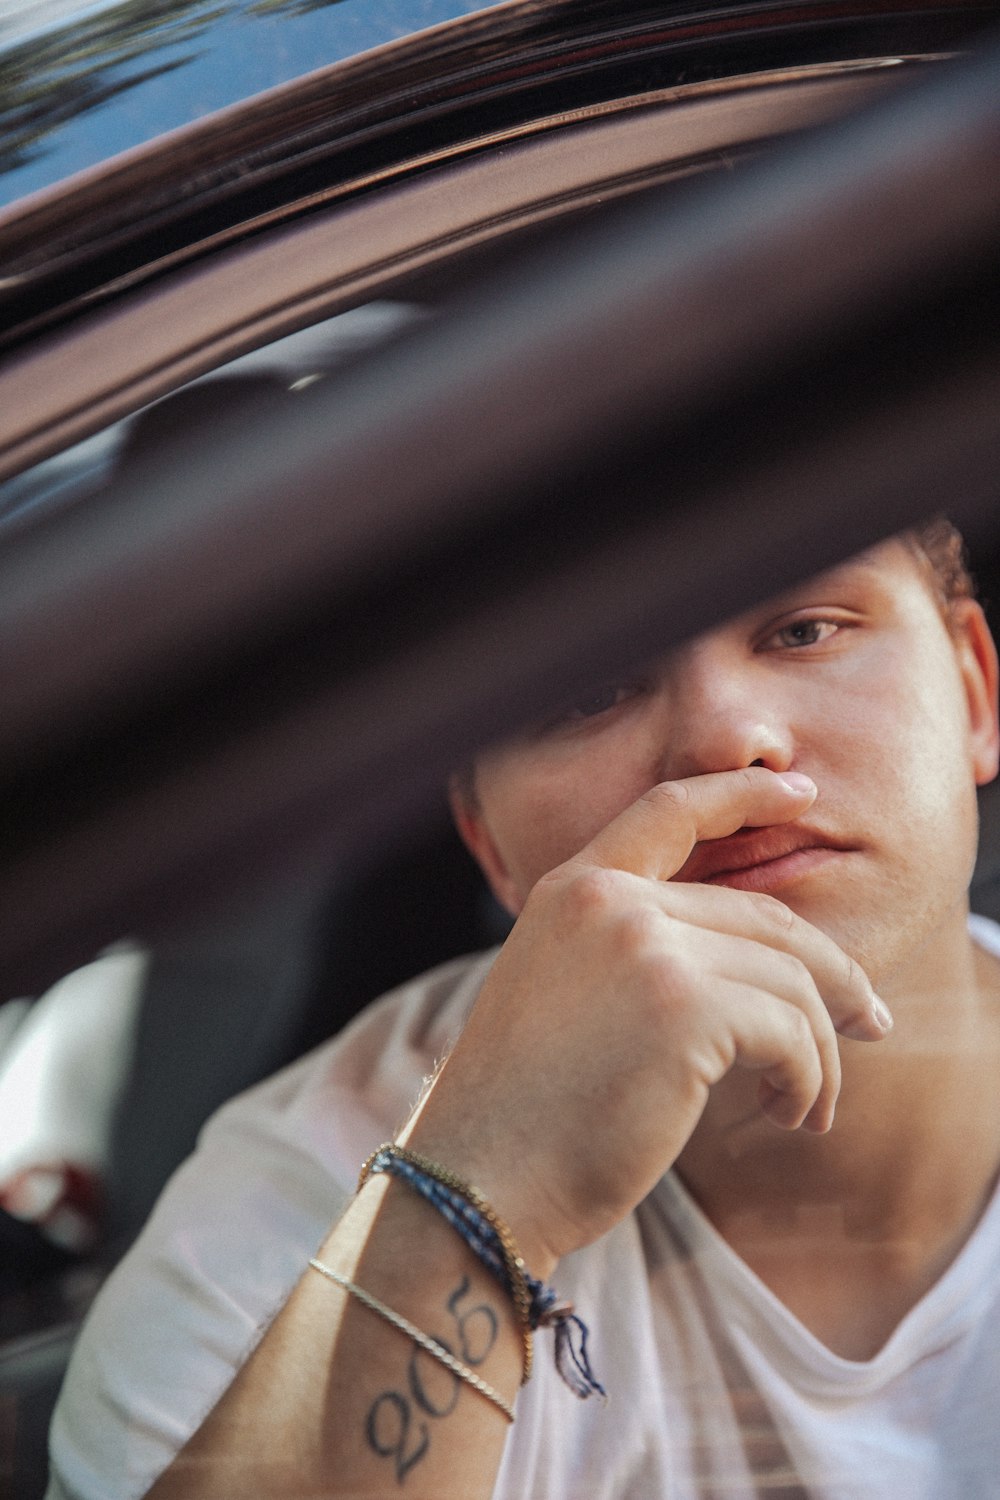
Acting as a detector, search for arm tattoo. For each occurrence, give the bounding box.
[448,1277,498,1366]
[364,1275,501,1484]
[366,1391,430,1483]
[408,1341,460,1420]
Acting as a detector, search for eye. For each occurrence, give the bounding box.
[545,680,644,729]
[764,617,840,650]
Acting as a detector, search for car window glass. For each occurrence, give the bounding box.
[0,299,428,535]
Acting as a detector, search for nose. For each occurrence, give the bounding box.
[656,635,794,781]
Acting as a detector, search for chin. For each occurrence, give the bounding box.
[836,894,971,996]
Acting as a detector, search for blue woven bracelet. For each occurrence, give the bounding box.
[359,1144,605,1400]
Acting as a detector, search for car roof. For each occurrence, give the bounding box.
[4,0,999,355]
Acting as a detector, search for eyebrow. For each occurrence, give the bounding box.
[759,551,889,607]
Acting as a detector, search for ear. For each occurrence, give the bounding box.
[448,775,525,916]
[952,599,1000,786]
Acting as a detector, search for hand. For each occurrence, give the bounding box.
[409,768,890,1272]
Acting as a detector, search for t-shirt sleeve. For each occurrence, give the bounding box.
[45,949,494,1500]
[46,1096,350,1500]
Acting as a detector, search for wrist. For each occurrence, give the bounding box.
[397,1121,561,1282]
[359,1140,605,1404]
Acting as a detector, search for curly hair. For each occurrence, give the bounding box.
[906,517,977,623]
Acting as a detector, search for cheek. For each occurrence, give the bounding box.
[813,643,980,887]
[475,752,647,898]
[896,689,982,881]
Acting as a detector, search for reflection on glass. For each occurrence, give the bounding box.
[0,299,425,535]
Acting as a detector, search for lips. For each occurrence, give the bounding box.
[673,825,852,887]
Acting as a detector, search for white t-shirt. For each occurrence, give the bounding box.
[48,920,1000,1499]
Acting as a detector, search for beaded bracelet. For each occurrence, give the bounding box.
[359,1143,605,1401]
[360,1145,534,1380]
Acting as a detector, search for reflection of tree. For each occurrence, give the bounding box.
[245,0,352,12]
[0,0,349,182]
[0,0,215,178]
[246,0,340,12]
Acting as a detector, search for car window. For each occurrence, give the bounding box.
[2,8,999,1496]
[0,0,499,206]
[0,300,428,536]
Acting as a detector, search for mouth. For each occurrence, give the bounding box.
[673,826,853,893]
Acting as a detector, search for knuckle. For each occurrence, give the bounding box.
[546,865,635,926]
[608,904,665,963]
[774,947,813,993]
[648,949,715,1038]
[642,780,690,817]
[734,765,763,796]
[785,1004,815,1050]
[746,890,795,933]
[843,952,873,999]
[649,946,695,997]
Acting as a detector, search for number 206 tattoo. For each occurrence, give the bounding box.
[365,1276,499,1484]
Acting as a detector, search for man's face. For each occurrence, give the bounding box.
[454,540,999,990]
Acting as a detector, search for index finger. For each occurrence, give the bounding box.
[579,768,818,881]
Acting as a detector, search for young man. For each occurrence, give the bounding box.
[50,525,1000,1499]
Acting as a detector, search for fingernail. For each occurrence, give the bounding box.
[776,772,816,795]
[873,996,894,1032]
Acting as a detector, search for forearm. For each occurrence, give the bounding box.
[147,1174,523,1499]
